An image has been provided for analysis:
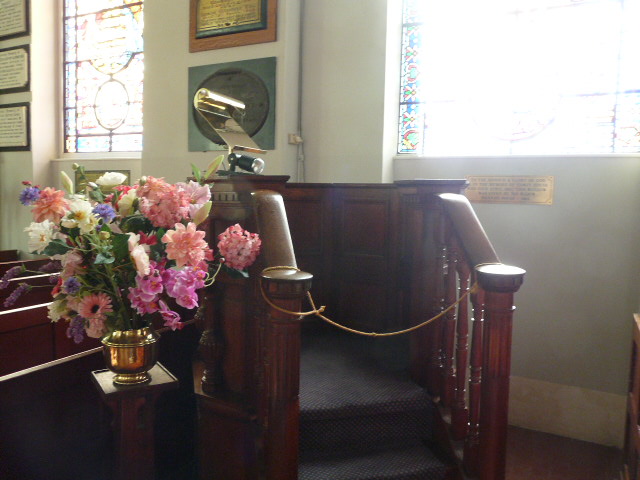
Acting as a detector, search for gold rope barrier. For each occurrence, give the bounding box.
[260,266,478,337]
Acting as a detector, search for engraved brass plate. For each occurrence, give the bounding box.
[465,175,554,205]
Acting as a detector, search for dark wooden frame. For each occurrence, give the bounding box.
[0,45,29,95]
[0,0,29,41]
[0,102,30,151]
[189,0,277,52]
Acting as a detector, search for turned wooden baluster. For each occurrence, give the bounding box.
[451,253,470,440]
[476,264,525,480]
[442,243,458,407]
[463,278,484,476]
[427,214,447,397]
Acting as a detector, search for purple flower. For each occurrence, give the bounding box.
[19,186,41,206]
[93,203,116,223]
[0,266,23,290]
[63,277,81,295]
[66,316,85,344]
[3,282,30,308]
[38,261,62,273]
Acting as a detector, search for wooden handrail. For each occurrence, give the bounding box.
[438,193,499,266]
[435,193,525,480]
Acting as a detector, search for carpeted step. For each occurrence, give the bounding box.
[299,328,454,479]
[298,440,452,480]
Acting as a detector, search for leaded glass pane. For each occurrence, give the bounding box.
[398,0,640,155]
[64,0,143,153]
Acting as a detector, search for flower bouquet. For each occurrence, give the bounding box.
[2,163,261,345]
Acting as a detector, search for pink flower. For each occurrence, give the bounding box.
[31,187,69,223]
[137,177,190,228]
[61,250,84,279]
[177,181,212,218]
[128,287,159,315]
[217,224,262,270]
[159,300,183,331]
[85,317,107,338]
[136,270,164,297]
[77,292,113,320]
[162,223,212,267]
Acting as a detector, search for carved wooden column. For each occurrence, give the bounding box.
[476,264,525,480]
[260,268,312,480]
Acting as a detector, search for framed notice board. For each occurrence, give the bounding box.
[189,0,277,52]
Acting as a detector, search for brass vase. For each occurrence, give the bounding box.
[101,327,159,385]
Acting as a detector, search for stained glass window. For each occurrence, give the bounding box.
[64,1,144,153]
[398,0,640,155]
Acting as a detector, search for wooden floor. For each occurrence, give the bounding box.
[506,426,622,480]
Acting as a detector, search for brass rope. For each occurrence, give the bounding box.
[260,266,478,337]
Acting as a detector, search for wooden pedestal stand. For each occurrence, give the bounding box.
[91,362,179,480]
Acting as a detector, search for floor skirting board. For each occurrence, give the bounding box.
[508,376,625,448]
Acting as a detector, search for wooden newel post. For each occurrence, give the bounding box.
[476,264,525,480]
[260,268,313,480]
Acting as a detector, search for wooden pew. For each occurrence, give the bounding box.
[0,323,201,480]
[0,250,19,262]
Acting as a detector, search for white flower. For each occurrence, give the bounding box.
[117,188,137,217]
[47,299,68,322]
[127,232,150,275]
[96,171,127,188]
[61,198,98,233]
[24,220,55,254]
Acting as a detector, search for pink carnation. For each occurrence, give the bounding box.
[217,224,261,270]
[137,177,190,228]
[162,223,212,267]
[31,187,69,223]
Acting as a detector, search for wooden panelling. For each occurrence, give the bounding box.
[0,324,54,376]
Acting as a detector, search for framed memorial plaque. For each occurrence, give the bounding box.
[0,0,29,40]
[189,0,277,52]
[0,103,30,151]
[0,45,29,94]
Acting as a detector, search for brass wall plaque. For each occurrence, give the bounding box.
[465,175,554,205]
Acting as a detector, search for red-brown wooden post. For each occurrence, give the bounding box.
[260,268,313,480]
[476,264,525,480]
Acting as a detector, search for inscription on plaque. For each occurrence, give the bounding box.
[0,105,28,148]
[0,0,27,38]
[466,175,554,205]
[0,47,28,91]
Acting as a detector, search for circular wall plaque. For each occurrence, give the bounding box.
[194,68,270,146]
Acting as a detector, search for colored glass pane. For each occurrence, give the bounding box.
[64,1,143,153]
[398,0,640,155]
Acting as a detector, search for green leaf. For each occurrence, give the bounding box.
[95,252,115,264]
[112,233,130,263]
[204,155,225,180]
[191,163,202,183]
[222,265,249,278]
[89,188,105,203]
[43,239,72,256]
[121,214,153,234]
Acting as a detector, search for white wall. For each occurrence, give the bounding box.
[143,0,302,182]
